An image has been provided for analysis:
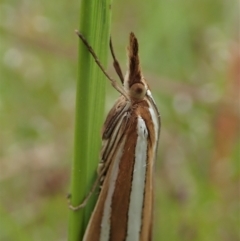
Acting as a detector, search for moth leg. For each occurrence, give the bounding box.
[68,160,111,211]
[67,174,100,211]
[109,37,124,84]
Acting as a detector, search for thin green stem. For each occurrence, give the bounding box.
[68,0,112,240]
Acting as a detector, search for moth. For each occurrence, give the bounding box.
[71,31,160,241]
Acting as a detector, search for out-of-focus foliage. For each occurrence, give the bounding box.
[0,0,239,240]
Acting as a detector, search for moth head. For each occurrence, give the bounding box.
[125,32,147,100]
[129,82,147,100]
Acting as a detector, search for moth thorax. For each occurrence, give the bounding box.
[129,83,147,100]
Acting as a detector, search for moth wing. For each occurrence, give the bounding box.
[98,96,130,178]
[101,96,130,139]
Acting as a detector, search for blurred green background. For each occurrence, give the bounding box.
[0,0,239,240]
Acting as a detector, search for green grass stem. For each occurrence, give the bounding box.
[68,1,112,240]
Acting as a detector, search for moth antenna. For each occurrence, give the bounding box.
[75,30,129,100]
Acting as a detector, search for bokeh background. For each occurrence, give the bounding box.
[0,0,239,240]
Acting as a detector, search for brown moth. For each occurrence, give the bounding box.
[71,32,160,241]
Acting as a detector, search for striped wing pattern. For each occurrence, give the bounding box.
[83,33,160,241]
